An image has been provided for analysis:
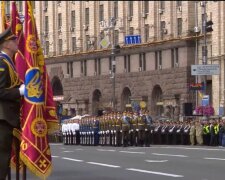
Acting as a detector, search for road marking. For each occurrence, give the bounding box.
[128,147,144,150]
[126,168,184,177]
[156,146,225,152]
[97,149,116,152]
[152,153,188,157]
[145,160,168,163]
[87,162,121,168]
[204,157,225,161]
[50,143,62,146]
[63,151,74,153]
[75,148,84,151]
[62,157,84,162]
[60,147,66,150]
[119,151,145,154]
[52,156,59,158]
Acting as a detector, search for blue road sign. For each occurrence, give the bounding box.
[201,95,209,106]
[125,35,141,45]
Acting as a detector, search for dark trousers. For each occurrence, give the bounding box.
[76,131,80,145]
[138,130,144,146]
[144,130,151,146]
[122,131,129,147]
[0,121,13,180]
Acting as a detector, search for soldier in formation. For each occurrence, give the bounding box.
[60,112,225,147]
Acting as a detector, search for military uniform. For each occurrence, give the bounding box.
[161,122,169,145]
[143,111,152,147]
[0,27,24,179]
[93,117,100,146]
[182,122,190,145]
[129,113,136,146]
[121,112,130,147]
[115,112,122,146]
[153,122,162,144]
[132,113,139,146]
[137,115,145,146]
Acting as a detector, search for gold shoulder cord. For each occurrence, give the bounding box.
[3,59,21,88]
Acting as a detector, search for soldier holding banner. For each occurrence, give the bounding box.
[0,27,25,179]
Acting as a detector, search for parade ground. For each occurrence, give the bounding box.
[14,144,225,180]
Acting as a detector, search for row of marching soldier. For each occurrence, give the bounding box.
[61,112,225,147]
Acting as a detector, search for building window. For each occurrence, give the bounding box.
[124,55,127,66]
[72,37,76,52]
[94,59,97,74]
[45,41,49,55]
[95,58,101,75]
[124,55,131,72]
[58,39,62,55]
[85,8,89,25]
[171,49,175,68]
[160,1,165,9]
[177,18,182,36]
[127,55,130,72]
[175,48,179,64]
[70,62,73,78]
[155,51,162,70]
[98,58,101,75]
[129,27,134,35]
[99,4,104,22]
[5,1,10,14]
[31,1,35,9]
[67,62,73,78]
[81,60,87,76]
[139,53,146,71]
[71,11,75,28]
[202,14,205,33]
[19,1,23,12]
[81,61,83,74]
[86,35,90,50]
[155,52,158,70]
[66,62,70,74]
[144,1,149,14]
[159,51,162,67]
[143,53,146,71]
[44,16,49,33]
[128,2,133,17]
[58,13,62,29]
[160,21,166,38]
[114,30,119,45]
[176,1,182,7]
[114,1,118,19]
[44,1,48,8]
[144,24,149,42]
[139,54,142,69]
[84,60,87,76]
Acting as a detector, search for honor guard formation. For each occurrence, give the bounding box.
[60,112,225,147]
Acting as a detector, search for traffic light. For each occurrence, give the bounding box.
[206,20,213,32]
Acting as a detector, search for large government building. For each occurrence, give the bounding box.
[1,1,225,119]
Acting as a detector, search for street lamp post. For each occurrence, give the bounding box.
[202,1,207,95]
[102,17,117,111]
[110,17,116,111]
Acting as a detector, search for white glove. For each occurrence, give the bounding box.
[19,84,25,96]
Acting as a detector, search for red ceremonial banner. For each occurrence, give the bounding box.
[10,1,58,179]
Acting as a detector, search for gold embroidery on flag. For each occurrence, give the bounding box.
[31,118,47,137]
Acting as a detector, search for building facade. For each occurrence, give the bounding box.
[1,1,224,118]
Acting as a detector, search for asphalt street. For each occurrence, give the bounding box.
[12,144,225,180]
